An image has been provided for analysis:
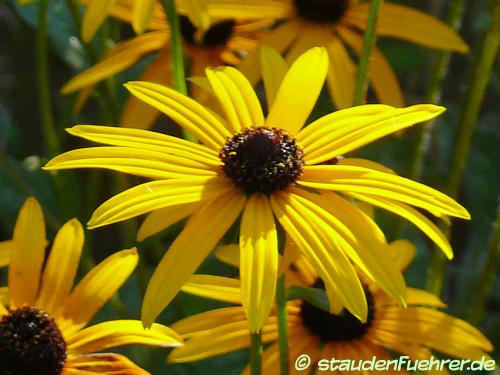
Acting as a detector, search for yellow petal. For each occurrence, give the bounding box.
[88,177,232,229]
[266,47,328,135]
[205,0,291,19]
[81,0,118,42]
[67,320,182,353]
[214,244,240,268]
[348,192,453,259]
[137,203,200,241]
[338,25,404,107]
[0,240,12,267]
[133,0,156,33]
[406,288,446,308]
[182,275,242,305]
[142,190,246,327]
[125,81,230,149]
[326,34,356,109]
[65,353,148,374]
[182,0,210,31]
[260,44,288,108]
[37,219,84,316]
[387,239,417,271]
[62,32,167,93]
[298,104,445,164]
[347,2,469,53]
[8,197,46,308]
[59,249,138,336]
[300,165,470,219]
[270,191,368,321]
[206,66,264,132]
[240,194,278,332]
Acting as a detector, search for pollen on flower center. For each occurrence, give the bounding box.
[300,279,375,342]
[220,127,305,195]
[293,0,349,24]
[0,306,67,375]
[180,16,235,47]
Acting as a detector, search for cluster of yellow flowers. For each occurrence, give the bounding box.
[0,0,495,374]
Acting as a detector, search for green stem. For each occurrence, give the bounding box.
[160,0,195,141]
[353,0,383,106]
[466,204,500,324]
[37,0,60,156]
[276,275,289,375]
[427,1,500,295]
[250,331,262,375]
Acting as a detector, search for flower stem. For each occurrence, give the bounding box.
[250,331,262,375]
[427,1,500,295]
[37,0,60,156]
[276,274,289,375]
[160,0,195,141]
[352,0,383,106]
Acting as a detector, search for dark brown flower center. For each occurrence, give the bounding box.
[300,279,375,342]
[293,0,349,24]
[180,16,235,47]
[0,306,66,375]
[220,127,305,195]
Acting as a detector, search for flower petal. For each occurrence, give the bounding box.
[142,190,246,327]
[87,177,232,229]
[8,197,46,308]
[67,320,182,353]
[240,194,278,332]
[132,0,156,33]
[300,165,470,219]
[0,240,12,267]
[65,353,148,374]
[81,0,117,42]
[37,219,84,316]
[297,105,445,164]
[260,44,288,108]
[266,47,328,135]
[59,249,138,336]
[125,81,230,149]
[326,34,356,109]
[182,275,242,305]
[214,244,240,268]
[206,66,264,132]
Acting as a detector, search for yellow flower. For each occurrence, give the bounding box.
[167,241,493,373]
[0,197,182,374]
[46,47,469,333]
[0,240,10,268]
[64,0,266,129]
[222,0,470,109]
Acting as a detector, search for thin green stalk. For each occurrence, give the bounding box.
[160,0,195,141]
[250,331,262,375]
[276,275,289,375]
[427,1,500,295]
[353,0,383,106]
[466,204,500,324]
[409,0,466,181]
[37,0,60,157]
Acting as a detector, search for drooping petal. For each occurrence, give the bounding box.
[387,239,417,271]
[260,44,288,108]
[298,105,445,164]
[58,249,138,336]
[182,0,210,31]
[0,240,11,267]
[81,0,118,42]
[132,0,156,33]
[87,177,232,229]
[205,0,292,19]
[8,197,46,308]
[182,275,242,305]
[300,165,470,219]
[346,2,469,53]
[37,219,84,316]
[266,47,328,135]
[125,81,230,149]
[65,353,148,374]
[142,190,246,327]
[214,244,240,268]
[240,194,278,332]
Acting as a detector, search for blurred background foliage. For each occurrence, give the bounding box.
[0,0,498,373]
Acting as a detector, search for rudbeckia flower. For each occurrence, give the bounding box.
[63,0,267,129]
[0,197,182,375]
[226,0,469,108]
[45,47,469,333]
[167,241,493,373]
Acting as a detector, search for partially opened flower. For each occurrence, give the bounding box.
[0,197,182,375]
[46,47,469,333]
[222,0,469,108]
[168,241,493,373]
[63,0,266,129]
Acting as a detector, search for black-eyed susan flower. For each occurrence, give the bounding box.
[63,0,266,129]
[167,241,493,373]
[46,47,469,333]
[0,197,182,374]
[225,0,470,108]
